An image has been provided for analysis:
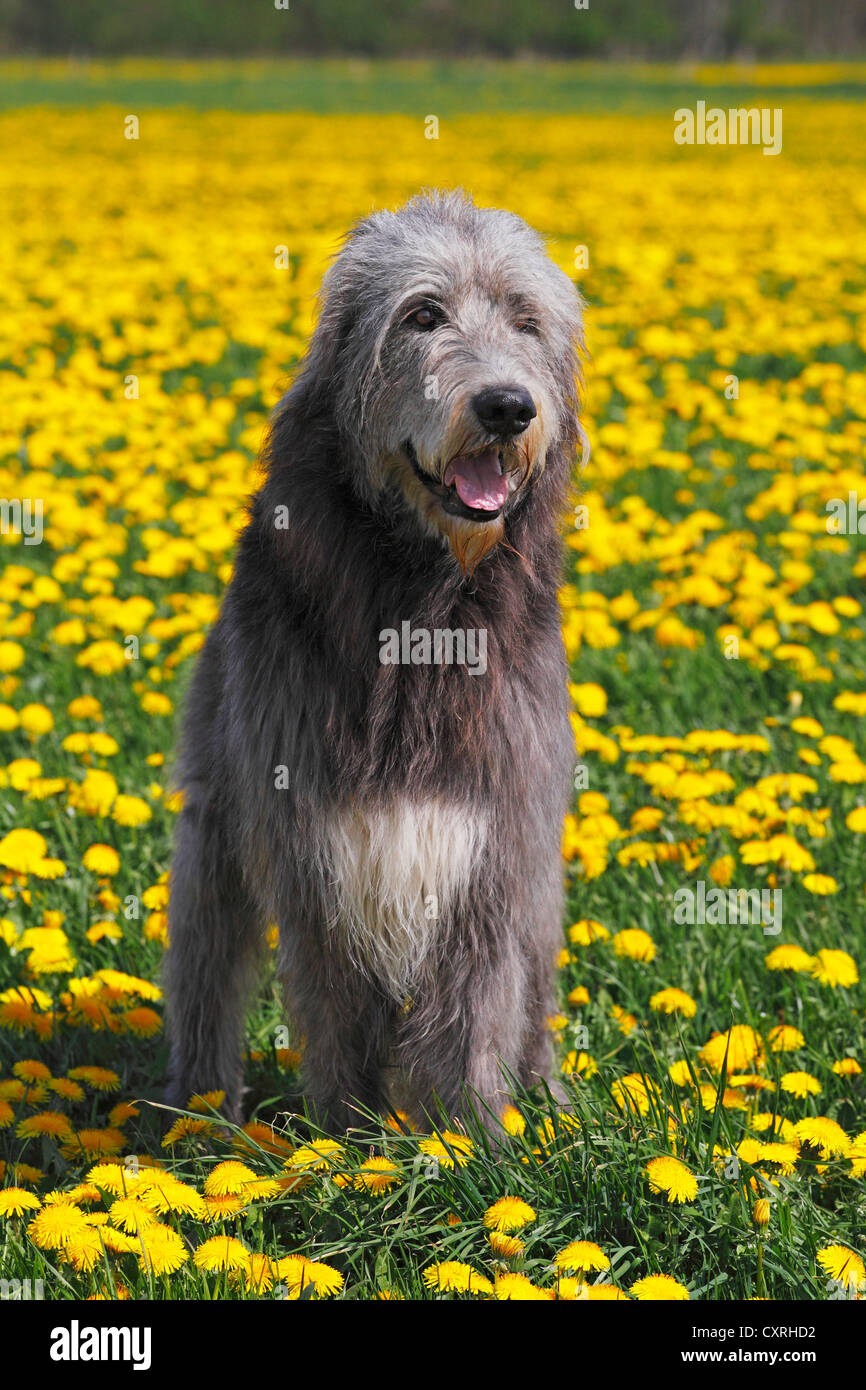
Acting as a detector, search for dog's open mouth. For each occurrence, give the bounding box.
[405,440,509,522]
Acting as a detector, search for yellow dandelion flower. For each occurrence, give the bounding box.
[794,1117,850,1158]
[273,1253,344,1298]
[568,918,610,945]
[109,1198,158,1233]
[0,641,25,672]
[753,1199,771,1227]
[68,1066,120,1092]
[612,927,656,961]
[488,1231,524,1257]
[650,987,697,1017]
[767,1024,805,1052]
[95,968,161,1000]
[28,1203,89,1249]
[136,1223,188,1275]
[483,1195,536,1232]
[100,1226,141,1256]
[62,1224,106,1273]
[140,691,173,716]
[8,1164,43,1184]
[82,843,120,876]
[630,1273,690,1301]
[204,1194,245,1219]
[612,1073,660,1116]
[194,1235,250,1272]
[68,770,117,817]
[500,1104,526,1136]
[112,795,153,827]
[188,1090,226,1113]
[729,1074,774,1093]
[816,1246,865,1286]
[832,1057,861,1077]
[571,682,607,717]
[121,1006,162,1037]
[16,1110,74,1141]
[611,1004,638,1036]
[76,641,127,676]
[240,1253,276,1293]
[12,1059,51,1082]
[493,1272,553,1300]
[48,1079,85,1107]
[275,1046,303,1069]
[161,1115,215,1146]
[810,949,858,988]
[86,1161,137,1197]
[764,943,815,973]
[755,1142,800,1175]
[0,1187,42,1217]
[780,1071,821,1099]
[421,1260,492,1295]
[801,873,838,895]
[138,1174,207,1219]
[63,1183,102,1207]
[0,828,53,875]
[354,1157,403,1193]
[849,1133,866,1178]
[699,1025,764,1073]
[67,696,102,720]
[418,1131,474,1170]
[61,1127,126,1160]
[19,704,54,736]
[285,1140,345,1173]
[234,1121,293,1157]
[646,1156,699,1203]
[669,1059,695,1087]
[554,1277,589,1299]
[294,1258,344,1298]
[203,1160,258,1197]
[554,1240,610,1273]
[561,1050,598,1077]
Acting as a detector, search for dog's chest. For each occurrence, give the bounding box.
[323,798,486,998]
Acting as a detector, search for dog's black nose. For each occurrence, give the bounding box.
[471,386,537,437]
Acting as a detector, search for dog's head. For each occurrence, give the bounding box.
[299,190,585,572]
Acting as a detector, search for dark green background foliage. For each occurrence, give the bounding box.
[1,0,864,59]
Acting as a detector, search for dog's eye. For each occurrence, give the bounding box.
[516,318,539,336]
[406,305,440,331]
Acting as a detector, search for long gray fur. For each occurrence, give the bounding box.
[164,189,585,1133]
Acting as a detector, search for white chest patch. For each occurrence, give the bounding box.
[323,799,486,999]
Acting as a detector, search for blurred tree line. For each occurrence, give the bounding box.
[1,0,863,58]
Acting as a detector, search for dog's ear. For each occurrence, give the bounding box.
[553,270,587,462]
[280,258,360,429]
[306,261,354,375]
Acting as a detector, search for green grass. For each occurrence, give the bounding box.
[2,57,866,113]
[0,62,864,1302]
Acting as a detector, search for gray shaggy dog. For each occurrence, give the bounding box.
[164,189,585,1134]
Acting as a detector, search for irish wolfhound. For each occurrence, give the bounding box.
[164,190,585,1133]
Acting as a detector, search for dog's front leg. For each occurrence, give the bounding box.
[277,923,396,1134]
[163,795,265,1123]
[396,926,531,1133]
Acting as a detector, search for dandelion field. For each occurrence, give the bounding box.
[0,63,864,1304]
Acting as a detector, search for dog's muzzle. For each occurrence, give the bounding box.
[405,440,511,522]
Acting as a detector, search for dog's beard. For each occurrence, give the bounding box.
[440,509,506,573]
[382,425,542,574]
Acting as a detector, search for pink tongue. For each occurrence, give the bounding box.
[443,448,508,512]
